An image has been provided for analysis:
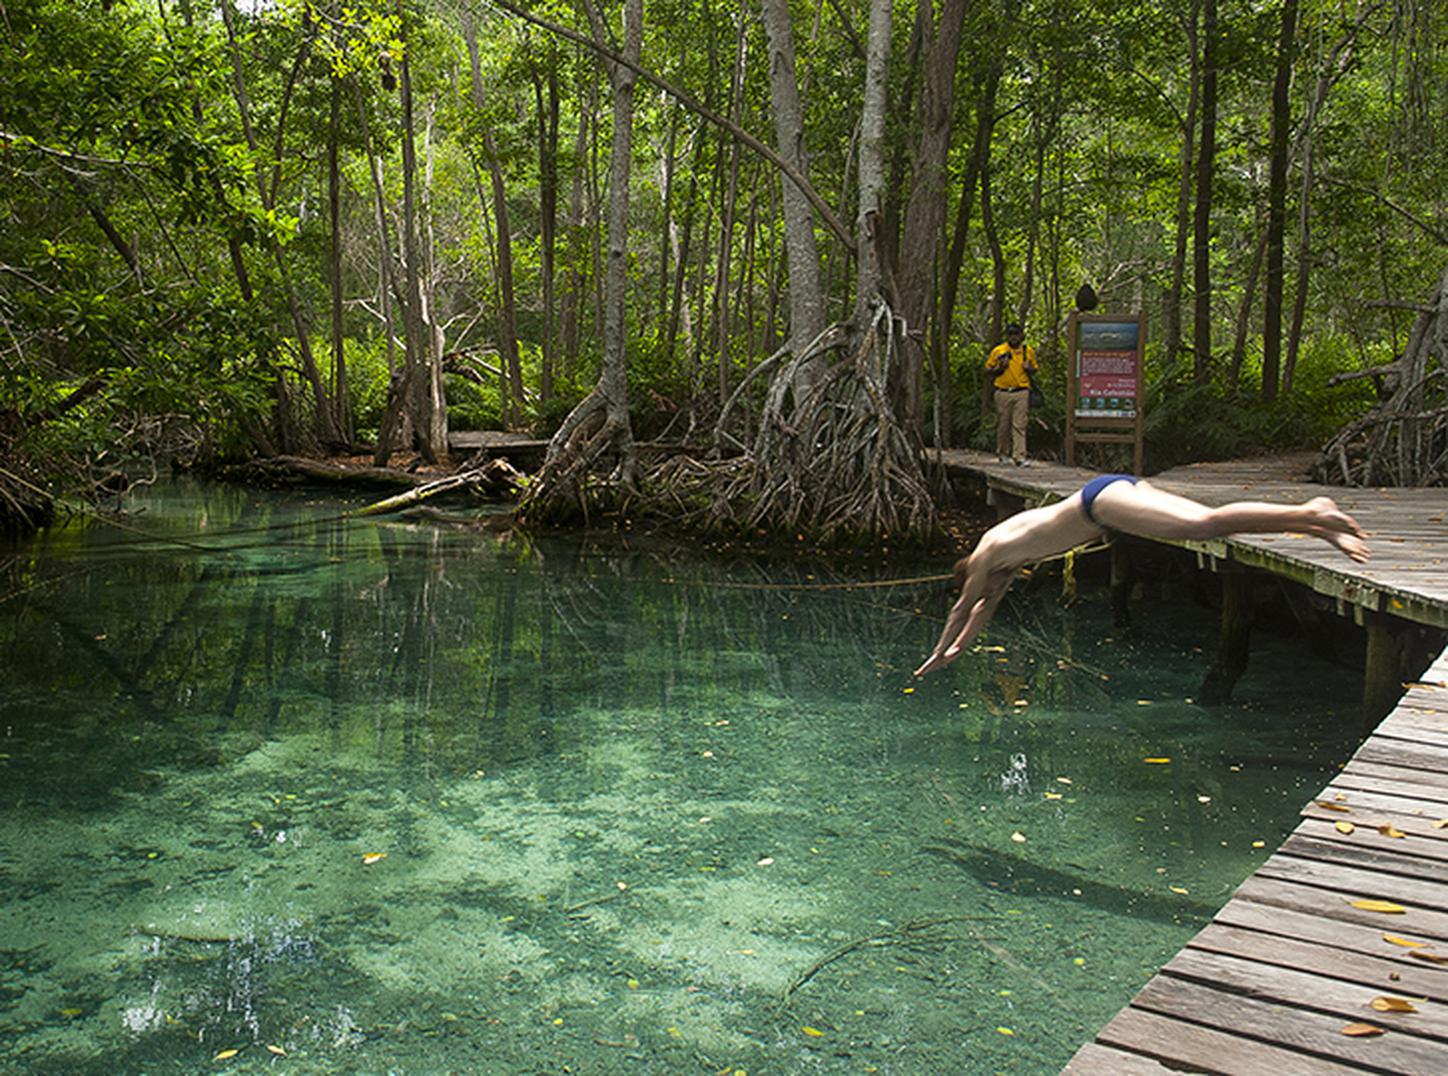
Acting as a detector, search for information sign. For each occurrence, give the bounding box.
[1075,320,1140,418]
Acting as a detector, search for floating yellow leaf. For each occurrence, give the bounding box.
[213,1048,240,1060]
[626,979,639,989]
[266,1045,286,1056]
[801,1026,825,1037]
[1043,792,1062,800]
[1349,899,1406,914]
[1056,776,1073,785]
[1408,950,1448,965]
[756,857,774,867]
[1169,886,1190,895]
[1315,801,1351,813]
[996,1026,1015,1036]
[1010,831,1026,843]
[1143,757,1171,764]
[1383,934,1427,948]
[59,1008,83,1017]
[1378,824,1407,839]
[1370,996,1418,1013]
[1136,700,1152,706]
[1251,840,1266,849]
[362,852,387,865]
[902,687,915,694]
[1335,821,1356,834]
[1341,1023,1385,1037]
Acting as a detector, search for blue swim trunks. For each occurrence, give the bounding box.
[1080,473,1137,526]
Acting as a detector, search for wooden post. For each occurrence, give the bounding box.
[1362,612,1403,724]
[1199,568,1253,704]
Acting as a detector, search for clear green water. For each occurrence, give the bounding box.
[1,481,1365,1074]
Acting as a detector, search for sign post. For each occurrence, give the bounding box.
[1065,312,1145,474]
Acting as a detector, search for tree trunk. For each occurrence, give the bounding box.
[937,63,1001,435]
[760,0,827,354]
[376,45,446,464]
[1164,0,1200,375]
[218,0,341,448]
[520,0,643,522]
[714,7,749,405]
[463,12,524,428]
[1261,0,1298,402]
[533,47,560,408]
[853,0,891,331]
[1192,0,1219,383]
[895,0,968,433]
[327,77,352,444]
[1229,222,1268,390]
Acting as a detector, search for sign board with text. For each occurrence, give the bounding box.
[1065,312,1145,473]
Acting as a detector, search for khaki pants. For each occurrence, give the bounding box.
[995,389,1029,459]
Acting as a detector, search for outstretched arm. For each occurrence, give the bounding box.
[913,575,1012,677]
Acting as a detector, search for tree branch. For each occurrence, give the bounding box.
[483,0,854,252]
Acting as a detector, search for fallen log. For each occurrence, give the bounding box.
[349,459,523,517]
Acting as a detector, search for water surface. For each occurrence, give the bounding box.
[0,481,1365,1072]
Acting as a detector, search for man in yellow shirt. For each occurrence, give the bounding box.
[987,322,1038,464]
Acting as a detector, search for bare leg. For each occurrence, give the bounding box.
[1090,481,1369,563]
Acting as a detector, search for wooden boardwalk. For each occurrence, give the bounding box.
[931,450,1448,1073]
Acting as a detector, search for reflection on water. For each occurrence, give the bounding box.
[0,480,1365,1072]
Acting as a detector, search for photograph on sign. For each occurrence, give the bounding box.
[1075,320,1140,418]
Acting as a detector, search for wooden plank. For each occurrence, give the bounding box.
[1061,1042,1184,1074]
[1255,853,1448,912]
[1326,764,1448,810]
[1232,875,1448,943]
[1192,917,1448,1002]
[1355,739,1448,775]
[1129,973,1448,1071]
[1284,831,1448,876]
[1093,1006,1366,1075]
[1162,947,1448,1042]
[1317,782,1448,819]
[1370,722,1448,751]
[1341,757,1448,793]
[1297,816,1448,854]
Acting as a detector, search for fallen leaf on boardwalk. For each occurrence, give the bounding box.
[801,1026,825,1037]
[1377,824,1407,839]
[1370,996,1418,1013]
[1010,831,1026,843]
[1408,950,1448,965]
[213,1048,240,1060]
[1433,819,1448,829]
[1349,899,1406,914]
[1315,801,1351,812]
[362,852,387,865]
[1383,934,1427,948]
[1341,1023,1386,1037]
[1335,821,1356,834]
[1143,757,1171,764]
